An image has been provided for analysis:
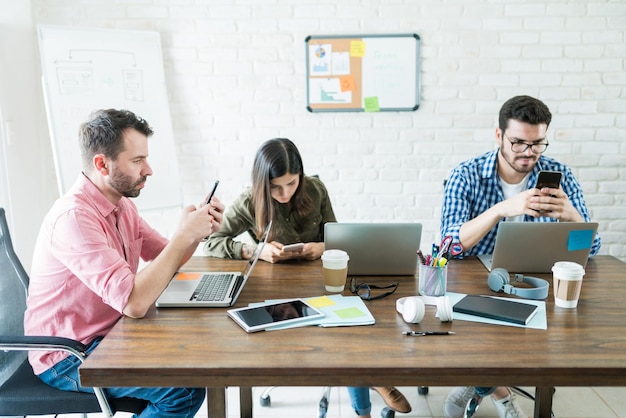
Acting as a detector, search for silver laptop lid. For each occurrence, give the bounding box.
[229,220,272,302]
[324,222,422,275]
[489,221,598,273]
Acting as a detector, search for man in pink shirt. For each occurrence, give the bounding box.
[24,109,224,417]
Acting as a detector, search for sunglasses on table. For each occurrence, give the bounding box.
[349,277,399,301]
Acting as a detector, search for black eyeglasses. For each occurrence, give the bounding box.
[504,133,549,154]
[349,277,399,301]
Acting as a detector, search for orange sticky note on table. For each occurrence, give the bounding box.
[350,40,366,57]
[175,273,202,281]
[339,75,356,92]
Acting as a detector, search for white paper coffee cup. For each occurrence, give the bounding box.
[552,261,585,308]
[321,250,349,292]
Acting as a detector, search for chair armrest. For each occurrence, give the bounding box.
[0,335,119,417]
[0,335,88,361]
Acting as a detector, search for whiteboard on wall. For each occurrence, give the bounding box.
[305,34,420,112]
[37,25,182,211]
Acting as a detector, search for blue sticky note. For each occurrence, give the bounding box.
[568,229,594,251]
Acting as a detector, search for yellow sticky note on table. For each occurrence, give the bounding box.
[334,306,367,319]
[363,96,380,112]
[350,40,366,57]
[307,295,336,308]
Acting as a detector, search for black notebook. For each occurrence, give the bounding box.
[453,295,539,325]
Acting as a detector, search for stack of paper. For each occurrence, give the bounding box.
[253,294,375,331]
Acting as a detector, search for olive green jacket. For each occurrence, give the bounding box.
[203,176,336,259]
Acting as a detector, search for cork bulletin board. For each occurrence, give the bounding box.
[305,34,420,112]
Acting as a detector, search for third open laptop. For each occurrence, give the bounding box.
[324,222,422,275]
[477,221,598,274]
[155,221,271,308]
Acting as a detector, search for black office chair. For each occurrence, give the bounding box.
[0,207,147,417]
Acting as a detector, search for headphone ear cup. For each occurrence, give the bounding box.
[488,268,510,293]
[437,296,453,322]
[402,297,425,324]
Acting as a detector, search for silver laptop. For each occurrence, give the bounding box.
[324,222,422,275]
[156,221,271,308]
[478,222,598,274]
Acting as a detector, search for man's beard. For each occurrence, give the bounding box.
[108,170,147,198]
[499,147,536,174]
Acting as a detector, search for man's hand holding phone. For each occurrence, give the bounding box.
[535,170,561,194]
[201,180,223,241]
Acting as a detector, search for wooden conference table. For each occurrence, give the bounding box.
[80,255,626,418]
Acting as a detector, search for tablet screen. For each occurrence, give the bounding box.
[227,299,324,332]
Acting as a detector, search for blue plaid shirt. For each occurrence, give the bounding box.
[441,149,601,257]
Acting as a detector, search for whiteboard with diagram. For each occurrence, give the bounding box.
[37,25,182,211]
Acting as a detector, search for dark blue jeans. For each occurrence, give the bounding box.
[38,337,205,418]
[475,387,496,397]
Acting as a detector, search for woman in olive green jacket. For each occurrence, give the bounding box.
[204,137,335,263]
[203,137,411,417]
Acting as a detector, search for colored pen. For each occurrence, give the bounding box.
[417,249,427,265]
[402,331,455,336]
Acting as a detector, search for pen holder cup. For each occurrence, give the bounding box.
[418,264,448,297]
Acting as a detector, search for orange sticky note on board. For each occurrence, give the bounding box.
[175,273,202,281]
[350,40,366,57]
[339,75,356,92]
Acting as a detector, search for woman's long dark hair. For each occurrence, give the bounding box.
[251,138,312,238]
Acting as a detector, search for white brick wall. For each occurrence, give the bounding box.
[30,0,626,260]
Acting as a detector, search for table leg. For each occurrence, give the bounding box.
[533,386,555,418]
[207,387,227,418]
[240,387,253,418]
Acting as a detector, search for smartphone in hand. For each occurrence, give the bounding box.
[201,180,219,241]
[206,180,220,204]
[536,171,561,190]
[283,243,304,252]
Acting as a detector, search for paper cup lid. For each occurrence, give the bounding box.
[321,249,349,261]
[552,261,585,276]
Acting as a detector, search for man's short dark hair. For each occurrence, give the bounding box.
[499,95,552,133]
[78,109,153,171]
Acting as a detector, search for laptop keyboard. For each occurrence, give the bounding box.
[192,273,233,301]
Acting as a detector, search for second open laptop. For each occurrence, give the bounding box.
[477,221,598,274]
[156,221,271,308]
[324,222,422,275]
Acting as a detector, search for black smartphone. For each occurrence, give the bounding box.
[206,180,220,204]
[535,171,561,190]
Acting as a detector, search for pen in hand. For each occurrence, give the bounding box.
[402,331,456,336]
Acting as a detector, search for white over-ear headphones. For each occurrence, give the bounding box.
[396,296,453,323]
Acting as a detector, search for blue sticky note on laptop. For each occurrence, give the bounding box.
[568,229,594,252]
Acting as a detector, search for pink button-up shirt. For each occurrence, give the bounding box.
[24,173,168,374]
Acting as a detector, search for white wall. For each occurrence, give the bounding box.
[0,0,56,269]
[2,0,625,265]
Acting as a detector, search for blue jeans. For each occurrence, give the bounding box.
[347,386,371,416]
[475,387,496,397]
[38,337,205,418]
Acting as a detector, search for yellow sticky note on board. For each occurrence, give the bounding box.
[350,41,366,57]
[363,96,380,112]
